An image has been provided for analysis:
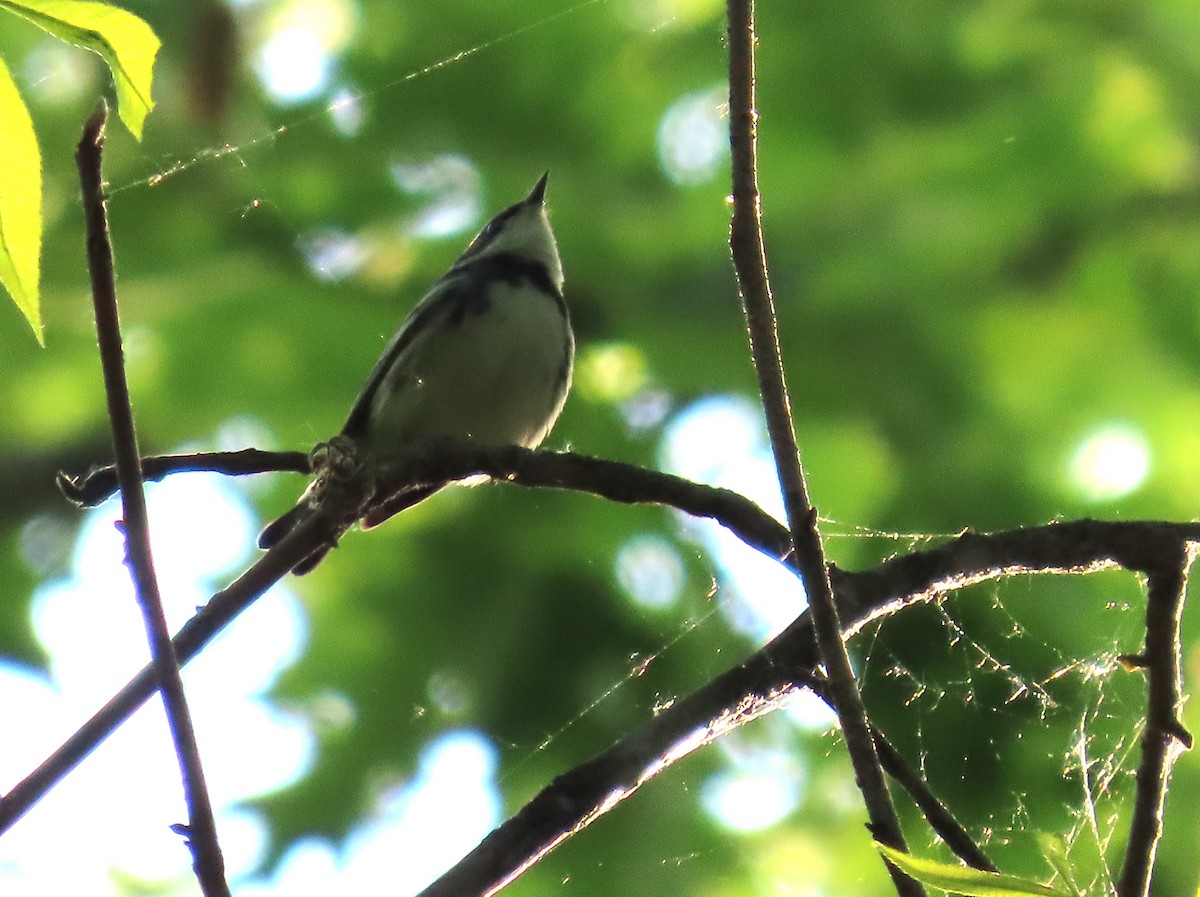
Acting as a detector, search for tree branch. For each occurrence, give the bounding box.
[75,101,230,897]
[0,505,330,838]
[1117,542,1194,897]
[26,429,1200,894]
[60,442,796,565]
[18,440,793,836]
[58,448,311,507]
[801,671,999,873]
[725,2,915,892]
[416,518,1199,896]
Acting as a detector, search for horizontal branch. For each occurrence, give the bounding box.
[829,519,1200,634]
[57,448,311,507]
[59,442,795,566]
[369,441,794,560]
[17,443,790,838]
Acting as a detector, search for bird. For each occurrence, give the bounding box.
[259,173,574,573]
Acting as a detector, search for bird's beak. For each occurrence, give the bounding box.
[527,171,550,206]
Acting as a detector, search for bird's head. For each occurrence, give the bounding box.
[457,173,562,290]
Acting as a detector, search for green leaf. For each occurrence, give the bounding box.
[0,0,159,138]
[876,843,1077,897]
[1036,832,1113,897]
[0,56,43,345]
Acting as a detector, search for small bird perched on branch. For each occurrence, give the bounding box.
[259,173,574,573]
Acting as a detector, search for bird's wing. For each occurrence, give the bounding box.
[339,271,471,440]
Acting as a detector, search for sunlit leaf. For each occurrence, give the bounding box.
[0,0,159,138]
[0,56,43,345]
[1037,832,1113,897]
[876,843,1076,897]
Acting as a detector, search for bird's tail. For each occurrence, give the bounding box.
[259,483,443,575]
[361,484,441,528]
[257,500,333,575]
[257,502,307,550]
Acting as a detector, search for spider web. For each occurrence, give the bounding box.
[468,512,1160,895]
[852,568,1148,893]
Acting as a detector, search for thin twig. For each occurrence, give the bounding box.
[1117,543,1194,897]
[725,3,916,893]
[800,672,999,873]
[75,101,230,897]
[58,448,311,507]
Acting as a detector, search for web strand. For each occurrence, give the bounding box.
[106,0,610,197]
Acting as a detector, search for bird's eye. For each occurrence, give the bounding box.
[483,207,520,240]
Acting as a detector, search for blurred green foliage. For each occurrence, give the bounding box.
[2,0,1200,894]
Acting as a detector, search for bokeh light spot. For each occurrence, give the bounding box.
[19,514,74,577]
[22,41,96,105]
[241,730,501,896]
[427,669,473,716]
[328,86,365,135]
[701,743,803,833]
[620,387,673,432]
[390,156,483,239]
[1068,422,1150,501]
[255,25,333,103]
[298,227,369,281]
[576,342,649,404]
[5,472,312,893]
[660,395,803,639]
[253,0,358,104]
[657,84,729,186]
[616,535,685,610]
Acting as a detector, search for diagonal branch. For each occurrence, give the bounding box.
[75,101,229,897]
[725,2,915,892]
[416,518,1199,896]
[0,506,330,838]
[800,671,999,874]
